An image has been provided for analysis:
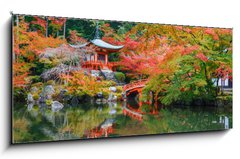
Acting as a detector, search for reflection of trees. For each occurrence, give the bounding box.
[115,104,231,136]
[144,108,231,134]
[13,101,232,143]
[60,106,114,138]
[13,102,123,143]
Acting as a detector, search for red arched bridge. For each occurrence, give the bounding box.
[122,79,148,97]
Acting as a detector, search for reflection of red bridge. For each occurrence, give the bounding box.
[122,104,143,121]
[123,79,148,97]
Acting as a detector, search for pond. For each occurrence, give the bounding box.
[12,99,232,143]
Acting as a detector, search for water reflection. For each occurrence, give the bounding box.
[12,100,232,143]
[219,116,229,129]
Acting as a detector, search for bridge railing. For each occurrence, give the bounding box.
[123,79,148,91]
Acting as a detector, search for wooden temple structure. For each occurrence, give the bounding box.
[70,22,124,71]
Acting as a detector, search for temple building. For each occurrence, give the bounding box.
[70,22,124,71]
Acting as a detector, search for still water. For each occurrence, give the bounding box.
[12,100,232,143]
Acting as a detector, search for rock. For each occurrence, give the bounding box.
[39,94,46,103]
[51,101,64,112]
[101,69,118,83]
[59,89,68,98]
[30,87,38,94]
[97,92,103,98]
[91,70,100,77]
[38,85,55,103]
[43,85,55,96]
[109,86,117,92]
[27,93,34,103]
[46,94,52,100]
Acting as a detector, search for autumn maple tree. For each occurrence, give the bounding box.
[13,15,65,93]
[115,24,232,105]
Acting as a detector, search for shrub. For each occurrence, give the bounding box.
[116,86,123,93]
[46,99,53,106]
[46,80,55,85]
[114,72,125,82]
[30,75,42,83]
[33,94,39,100]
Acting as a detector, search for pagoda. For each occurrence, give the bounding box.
[70,21,124,71]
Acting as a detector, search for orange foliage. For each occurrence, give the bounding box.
[13,16,66,88]
[196,52,208,62]
[68,30,87,44]
[12,62,30,88]
[118,24,232,82]
[60,71,101,96]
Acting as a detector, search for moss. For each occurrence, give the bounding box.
[46,99,53,106]
[33,94,39,100]
[32,82,43,88]
[114,72,125,82]
[46,80,55,86]
[116,86,123,93]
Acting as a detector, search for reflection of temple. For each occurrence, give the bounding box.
[70,22,124,71]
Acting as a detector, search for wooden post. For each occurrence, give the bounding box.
[105,53,108,64]
[139,90,142,108]
[94,54,97,62]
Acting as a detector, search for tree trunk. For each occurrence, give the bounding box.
[216,78,219,96]
[63,21,66,39]
[15,15,19,63]
[45,17,48,37]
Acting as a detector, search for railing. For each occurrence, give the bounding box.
[123,79,148,92]
[82,61,118,71]
[82,61,103,66]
